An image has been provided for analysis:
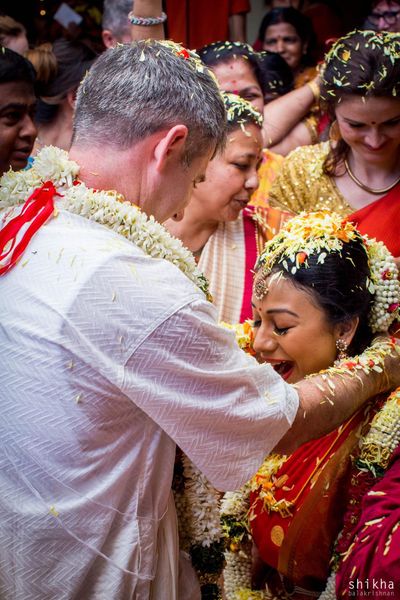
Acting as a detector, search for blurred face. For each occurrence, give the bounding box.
[190,124,262,223]
[252,275,338,383]
[263,22,305,72]
[368,1,400,32]
[335,95,400,165]
[212,59,265,114]
[0,81,37,175]
[2,32,29,55]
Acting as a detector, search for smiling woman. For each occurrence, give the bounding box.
[222,211,400,599]
[0,48,36,175]
[258,7,317,87]
[166,92,293,323]
[268,29,400,257]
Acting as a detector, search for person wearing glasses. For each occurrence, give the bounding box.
[364,0,400,32]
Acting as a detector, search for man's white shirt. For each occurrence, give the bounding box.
[0,210,298,599]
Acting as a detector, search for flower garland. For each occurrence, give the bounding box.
[254,212,400,333]
[0,146,211,299]
[172,452,225,600]
[318,387,400,600]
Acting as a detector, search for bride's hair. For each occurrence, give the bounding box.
[256,230,375,355]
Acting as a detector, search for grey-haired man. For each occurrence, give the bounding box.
[1,39,399,600]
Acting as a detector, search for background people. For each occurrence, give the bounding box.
[269,29,400,257]
[256,7,317,87]
[2,38,400,599]
[0,14,29,55]
[102,0,132,48]
[363,0,400,32]
[0,47,36,175]
[27,38,96,153]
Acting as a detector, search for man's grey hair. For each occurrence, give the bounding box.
[73,40,227,162]
[102,0,132,40]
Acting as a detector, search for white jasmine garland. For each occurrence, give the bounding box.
[0,146,210,298]
[318,573,336,600]
[181,454,222,547]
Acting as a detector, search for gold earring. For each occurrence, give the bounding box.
[329,120,341,143]
[335,338,348,365]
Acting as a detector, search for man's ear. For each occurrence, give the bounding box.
[153,125,189,173]
[334,317,359,347]
[102,29,117,49]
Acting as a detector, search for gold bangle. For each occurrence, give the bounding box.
[307,80,320,102]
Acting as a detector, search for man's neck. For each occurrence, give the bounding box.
[69,144,143,207]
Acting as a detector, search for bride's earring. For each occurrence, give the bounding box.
[334,338,348,365]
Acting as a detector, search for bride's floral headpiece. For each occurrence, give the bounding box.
[254,211,400,333]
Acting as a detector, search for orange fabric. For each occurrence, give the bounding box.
[348,183,400,257]
[250,149,284,208]
[250,405,371,590]
[164,0,250,49]
[294,65,318,89]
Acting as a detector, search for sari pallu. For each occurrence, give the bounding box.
[198,205,292,324]
[335,446,400,600]
[249,400,380,598]
[348,182,400,257]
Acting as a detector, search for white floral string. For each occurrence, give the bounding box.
[0,146,211,299]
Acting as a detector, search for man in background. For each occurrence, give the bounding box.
[102,0,133,47]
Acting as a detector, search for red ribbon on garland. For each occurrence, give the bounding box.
[0,181,59,275]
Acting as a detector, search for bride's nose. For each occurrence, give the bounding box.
[253,323,279,355]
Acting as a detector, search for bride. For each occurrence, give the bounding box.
[222,211,400,599]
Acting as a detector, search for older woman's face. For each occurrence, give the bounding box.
[190,123,262,223]
[212,58,265,114]
[263,22,305,72]
[252,275,338,383]
[335,95,400,166]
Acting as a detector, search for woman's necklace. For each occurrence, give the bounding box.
[344,158,400,195]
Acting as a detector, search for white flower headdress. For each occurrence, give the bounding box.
[254,211,400,333]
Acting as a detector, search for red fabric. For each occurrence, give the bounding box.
[0,182,58,275]
[165,0,250,49]
[348,183,400,257]
[335,447,400,600]
[250,410,365,570]
[240,206,258,323]
[303,4,343,62]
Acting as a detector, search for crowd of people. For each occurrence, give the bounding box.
[1,1,400,599]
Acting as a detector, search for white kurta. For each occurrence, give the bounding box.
[0,210,298,599]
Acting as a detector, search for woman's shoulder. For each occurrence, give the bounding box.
[268,142,340,214]
[273,141,331,188]
[285,141,330,166]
